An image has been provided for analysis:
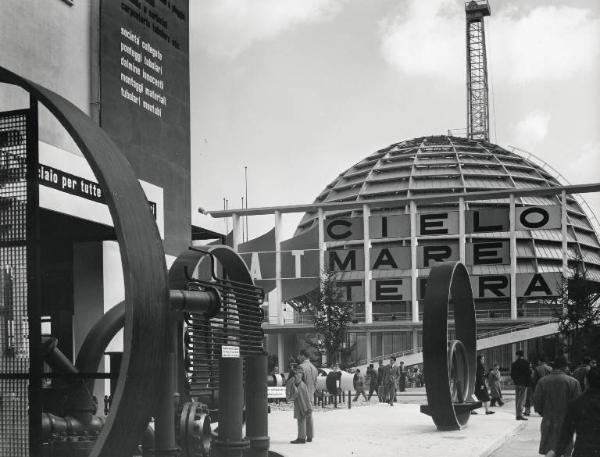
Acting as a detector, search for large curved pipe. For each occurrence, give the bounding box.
[75,301,126,393]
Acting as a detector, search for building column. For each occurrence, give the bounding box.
[561,190,568,316]
[318,208,325,274]
[275,211,283,325]
[410,201,419,322]
[277,334,285,374]
[362,204,372,324]
[365,330,372,362]
[459,197,466,264]
[561,190,568,276]
[509,194,517,320]
[232,213,242,251]
[412,328,419,351]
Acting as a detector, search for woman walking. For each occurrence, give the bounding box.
[475,355,495,415]
[487,363,504,406]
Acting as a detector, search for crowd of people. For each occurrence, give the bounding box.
[351,358,425,405]
[282,348,599,455]
[508,351,599,457]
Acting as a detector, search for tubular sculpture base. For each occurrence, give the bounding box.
[420,402,482,431]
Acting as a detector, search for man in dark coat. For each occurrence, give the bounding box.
[382,358,394,405]
[572,356,592,391]
[398,361,406,392]
[388,357,400,405]
[366,363,378,400]
[551,366,600,457]
[510,349,531,420]
[376,360,385,402]
[533,356,581,455]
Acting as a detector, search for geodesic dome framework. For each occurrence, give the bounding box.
[297,135,600,282]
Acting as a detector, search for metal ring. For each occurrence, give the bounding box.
[421,262,478,431]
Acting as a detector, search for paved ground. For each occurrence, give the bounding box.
[267,389,539,457]
[489,412,542,457]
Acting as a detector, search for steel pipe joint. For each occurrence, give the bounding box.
[170,288,221,317]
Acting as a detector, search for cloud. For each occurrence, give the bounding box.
[379,1,600,84]
[513,110,550,147]
[190,0,347,59]
[563,141,600,185]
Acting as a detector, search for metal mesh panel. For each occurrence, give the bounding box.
[0,110,30,456]
[184,275,264,401]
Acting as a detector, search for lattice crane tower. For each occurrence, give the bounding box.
[465,0,491,141]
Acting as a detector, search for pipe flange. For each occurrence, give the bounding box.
[212,438,250,450]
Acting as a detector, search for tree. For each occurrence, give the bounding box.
[288,270,355,365]
[550,268,600,363]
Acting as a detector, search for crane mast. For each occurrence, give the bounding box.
[465,0,491,141]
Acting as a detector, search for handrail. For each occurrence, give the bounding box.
[353,318,557,367]
[508,145,600,239]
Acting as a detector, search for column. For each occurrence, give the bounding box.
[274,211,283,325]
[366,331,372,362]
[232,213,242,251]
[412,328,419,351]
[277,334,285,374]
[318,208,325,274]
[509,195,517,320]
[459,197,466,264]
[561,190,568,276]
[362,204,372,324]
[561,190,568,316]
[410,201,419,322]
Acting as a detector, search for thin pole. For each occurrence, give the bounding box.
[225,199,229,239]
[245,166,249,242]
[241,197,245,242]
[223,198,227,237]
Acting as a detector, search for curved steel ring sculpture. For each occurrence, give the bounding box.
[0,66,169,457]
[420,261,479,431]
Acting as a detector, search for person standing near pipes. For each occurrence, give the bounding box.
[296,349,318,441]
[288,368,313,444]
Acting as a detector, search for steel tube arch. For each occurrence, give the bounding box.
[0,66,169,457]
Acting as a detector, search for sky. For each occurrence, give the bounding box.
[189,0,600,241]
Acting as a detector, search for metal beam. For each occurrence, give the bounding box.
[208,182,600,218]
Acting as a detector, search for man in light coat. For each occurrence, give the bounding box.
[533,355,581,456]
[297,349,318,442]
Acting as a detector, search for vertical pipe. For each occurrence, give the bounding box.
[153,313,178,456]
[214,358,248,457]
[362,204,372,324]
[410,201,419,322]
[246,355,269,457]
[509,194,517,320]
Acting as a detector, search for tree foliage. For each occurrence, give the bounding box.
[288,270,354,365]
[551,268,600,362]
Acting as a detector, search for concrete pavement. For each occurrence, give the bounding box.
[268,394,528,457]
